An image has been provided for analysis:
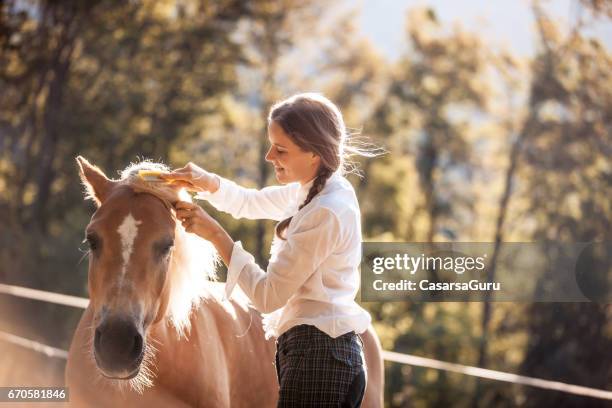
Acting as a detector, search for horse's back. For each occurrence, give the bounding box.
[202,283,279,407]
[362,324,384,408]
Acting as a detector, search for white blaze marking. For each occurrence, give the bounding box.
[117,213,142,280]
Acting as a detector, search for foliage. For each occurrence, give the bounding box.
[0,1,610,406]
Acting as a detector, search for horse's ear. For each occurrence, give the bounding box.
[76,156,115,207]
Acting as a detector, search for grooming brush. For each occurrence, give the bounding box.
[138,170,172,183]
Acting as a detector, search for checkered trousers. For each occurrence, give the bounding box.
[274,324,367,407]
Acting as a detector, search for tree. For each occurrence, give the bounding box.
[516,3,611,406]
[362,8,495,406]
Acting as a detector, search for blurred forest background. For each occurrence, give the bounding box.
[0,0,610,407]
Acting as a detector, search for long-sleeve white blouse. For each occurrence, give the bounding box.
[195,171,371,339]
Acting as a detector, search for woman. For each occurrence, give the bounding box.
[162,93,375,407]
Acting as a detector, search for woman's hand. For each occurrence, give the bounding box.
[160,162,220,193]
[175,201,222,240]
[175,201,234,265]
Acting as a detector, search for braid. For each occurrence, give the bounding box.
[275,169,333,240]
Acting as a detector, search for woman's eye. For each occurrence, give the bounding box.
[276,149,286,155]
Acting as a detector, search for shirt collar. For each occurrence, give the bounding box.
[296,171,342,205]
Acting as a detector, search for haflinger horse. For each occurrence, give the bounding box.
[66,156,384,407]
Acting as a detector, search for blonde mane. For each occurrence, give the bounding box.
[118,160,220,339]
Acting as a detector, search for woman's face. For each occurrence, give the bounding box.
[265,121,320,185]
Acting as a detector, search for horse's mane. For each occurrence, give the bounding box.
[117,160,220,339]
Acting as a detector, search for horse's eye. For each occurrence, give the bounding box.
[159,241,174,256]
[86,234,100,251]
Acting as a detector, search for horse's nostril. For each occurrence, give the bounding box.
[94,328,102,348]
[131,334,143,359]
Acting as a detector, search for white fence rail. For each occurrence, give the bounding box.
[1,283,611,400]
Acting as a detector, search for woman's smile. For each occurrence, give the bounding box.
[265,121,320,185]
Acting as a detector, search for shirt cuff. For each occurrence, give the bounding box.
[223,241,255,302]
[193,175,225,203]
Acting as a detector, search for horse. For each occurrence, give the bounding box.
[65,156,384,407]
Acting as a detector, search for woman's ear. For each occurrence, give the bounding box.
[311,153,321,167]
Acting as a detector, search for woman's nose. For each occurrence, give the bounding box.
[265,146,274,162]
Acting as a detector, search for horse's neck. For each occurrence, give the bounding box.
[148,301,231,402]
[150,298,217,360]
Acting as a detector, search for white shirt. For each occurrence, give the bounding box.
[195,172,371,339]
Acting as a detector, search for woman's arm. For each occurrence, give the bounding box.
[196,176,299,221]
[175,201,341,313]
[223,207,340,313]
[174,201,234,261]
[162,162,298,221]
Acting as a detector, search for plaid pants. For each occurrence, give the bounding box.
[274,324,367,407]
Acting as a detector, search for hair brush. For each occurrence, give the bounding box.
[137,170,172,183]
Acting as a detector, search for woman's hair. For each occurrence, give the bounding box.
[269,92,382,239]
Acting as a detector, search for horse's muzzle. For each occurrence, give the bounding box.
[94,315,144,378]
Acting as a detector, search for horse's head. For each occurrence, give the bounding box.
[75,156,217,389]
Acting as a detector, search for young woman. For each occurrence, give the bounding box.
[161,93,374,407]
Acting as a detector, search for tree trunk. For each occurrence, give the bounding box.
[28,4,81,232]
[472,112,536,407]
[255,16,280,267]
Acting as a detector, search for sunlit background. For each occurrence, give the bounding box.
[1,0,610,406]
